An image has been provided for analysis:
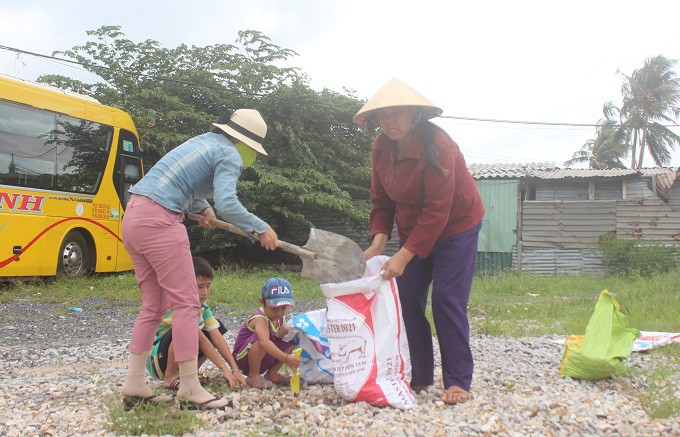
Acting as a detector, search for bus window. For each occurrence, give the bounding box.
[113,128,143,209]
[121,158,141,208]
[0,100,56,190]
[54,114,113,194]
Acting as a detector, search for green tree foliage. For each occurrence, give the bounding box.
[565,104,629,169]
[619,55,680,168]
[39,26,371,257]
[573,55,680,169]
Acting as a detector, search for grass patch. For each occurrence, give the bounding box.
[107,398,204,435]
[468,270,680,336]
[1,267,675,336]
[0,273,140,306]
[0,265,326,312]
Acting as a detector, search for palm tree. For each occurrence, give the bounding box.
[565,105,629,169]
[619,55,680,168]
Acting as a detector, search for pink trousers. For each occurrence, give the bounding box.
[122,197,199,362]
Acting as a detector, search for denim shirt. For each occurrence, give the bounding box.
[129,132,267,235]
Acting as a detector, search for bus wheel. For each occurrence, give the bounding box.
[57,231,91,277]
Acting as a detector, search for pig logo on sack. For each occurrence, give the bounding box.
[336,336,367,363]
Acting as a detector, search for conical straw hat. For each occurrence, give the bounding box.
[353,78,442,125]
[213,108,268,155]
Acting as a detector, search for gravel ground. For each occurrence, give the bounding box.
[0,298,678,436]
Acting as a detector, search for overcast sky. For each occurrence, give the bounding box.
[2,0,679,167]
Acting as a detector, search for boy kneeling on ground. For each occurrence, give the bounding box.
[146,256,247,391]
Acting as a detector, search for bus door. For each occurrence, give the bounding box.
[112,129,143,271]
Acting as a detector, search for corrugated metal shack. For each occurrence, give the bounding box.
[519,167,680,275]
[469,164,680,275]
[469,162,555,274]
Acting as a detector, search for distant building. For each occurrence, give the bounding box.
[470,163,680,275]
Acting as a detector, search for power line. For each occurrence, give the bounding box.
[439,115,680,129]
[439,115,598,127]
[2,44,680,129]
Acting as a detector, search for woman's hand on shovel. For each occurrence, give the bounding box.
[257,225,280,250]
[197,207,217,229]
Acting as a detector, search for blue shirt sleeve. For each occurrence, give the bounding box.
[190,199,211,214]
[212,147,268,235]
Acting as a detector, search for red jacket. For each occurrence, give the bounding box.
[369,128,485,258]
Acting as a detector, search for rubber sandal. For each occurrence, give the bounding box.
[267,373,291,386]
[246,375,275,389]
[441,386,472,404]
[180,396,232,410]
[123,394,173,411]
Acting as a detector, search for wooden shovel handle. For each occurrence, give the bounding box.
[188,212,247,237]
[187,212,316,259]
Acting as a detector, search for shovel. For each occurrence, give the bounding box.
[188,213,365,284]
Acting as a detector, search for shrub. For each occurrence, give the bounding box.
[599,232,679,276]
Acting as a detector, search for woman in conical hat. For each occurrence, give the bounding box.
[120,108,280,410]
[356,78,485,404]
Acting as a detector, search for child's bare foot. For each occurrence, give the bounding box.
[265,372,291,386]
[246,375,275,389]
[162,377,180,390]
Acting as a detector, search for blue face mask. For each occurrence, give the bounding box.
[236,142,257,168]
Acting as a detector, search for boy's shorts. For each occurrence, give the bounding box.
[146,319,227,380]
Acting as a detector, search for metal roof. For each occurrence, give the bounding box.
[468,162,556,179]
[469,164,679,190]
[530,167,677,179]
[531,168,679,199]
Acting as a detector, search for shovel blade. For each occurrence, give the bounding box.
[290,373,300,395]
[300,228,365,284]
[290,347,302,395]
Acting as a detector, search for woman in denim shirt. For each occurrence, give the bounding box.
[121,109,279,410]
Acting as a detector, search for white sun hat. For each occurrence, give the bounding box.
[353,77,443,126]
[213,108,268,155]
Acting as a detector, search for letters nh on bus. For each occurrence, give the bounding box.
[0,191,45,213]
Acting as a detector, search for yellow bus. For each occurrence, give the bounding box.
[0,74,144,278]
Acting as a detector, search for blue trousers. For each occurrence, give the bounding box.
[396,222,481,390]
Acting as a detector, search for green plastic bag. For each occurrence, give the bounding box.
[560,289,640,380]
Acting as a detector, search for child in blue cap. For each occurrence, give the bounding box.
[232,277,302,389]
